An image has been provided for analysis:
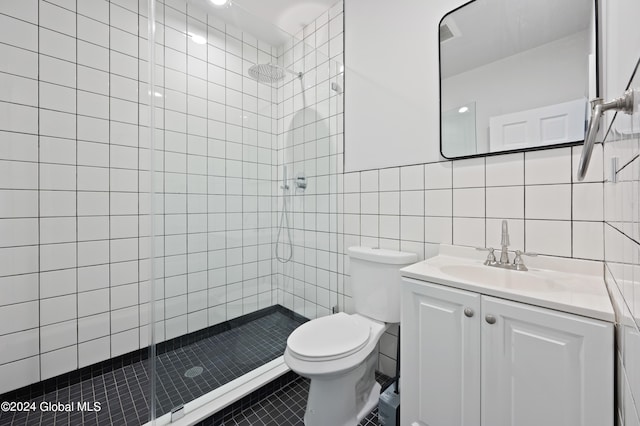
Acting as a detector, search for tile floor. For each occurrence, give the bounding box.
[0,308,305,426]
[206,372,394,426]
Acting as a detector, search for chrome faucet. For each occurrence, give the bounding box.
[477,220,537,271]
[499,220,510,264]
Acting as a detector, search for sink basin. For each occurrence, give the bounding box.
[400,245,615,322]
[439,264,561,292]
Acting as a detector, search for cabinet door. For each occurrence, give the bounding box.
[481,296,613,426]
[401,278,481,426]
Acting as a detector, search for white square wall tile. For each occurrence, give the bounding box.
[525,184,571,220]
[111,283,139,310]
[40,269,76,299]
[486,153,524,187]
[78,288,109,317]
[525,220,571,257]
[360,170,378,192]
[0,0,37,23]
[379,215,400,240]
[111,328,139,357]
[425,189,452,217]
[0,190,37,218]
[78,313,110,342]
[360,192,378,215]
[573,221,604,260]
[453,157,484,188]
[401,190,424,216]
[0,160,37,190]
[486,186,524,219]
[400,216,424,242]
[379,192,399,215]
[111,306,139,334]
[0,14,37,51]
[40,242,76,271]
[0,329,38,365]
[573,183,604,221]
[343,172,359,193]
[40,294,76,325]
[453,188,485,218]
[0,218,38,248]
[425,217,452,244]
[400,165,424,191]
[40,217,76,244]
[41,345,77,380]
[0,246,38,276]
[425,161,452,189]
[78,336,110,368]
[379,167,400,191]
[40,320,77,353]
[0,274,38,306]
[0,356,39,394]
[452,217,485,247]
[0,301,38,335]
[165,315,188,340]
[525,147,571,184]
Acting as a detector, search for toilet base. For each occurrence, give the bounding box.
[357,381,381,421]
[302,350,380,426]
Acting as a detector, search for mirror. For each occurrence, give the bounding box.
[439,0,597,159]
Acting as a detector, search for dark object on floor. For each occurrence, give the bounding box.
[378,382,400,426]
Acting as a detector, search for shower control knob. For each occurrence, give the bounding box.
[485,315,497,325]
[464,308,474,318]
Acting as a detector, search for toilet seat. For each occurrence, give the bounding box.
[287,312,371,362]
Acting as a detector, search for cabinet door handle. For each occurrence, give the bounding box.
[485,314,496,324]
[464,308,474,318]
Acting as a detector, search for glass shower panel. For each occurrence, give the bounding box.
[148,0,344,422]
[0,1,156,425]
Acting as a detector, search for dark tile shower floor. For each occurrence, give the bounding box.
[218,372,394,426]
[0,308,305,426]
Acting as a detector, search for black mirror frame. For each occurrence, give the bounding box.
[438,0,600,160]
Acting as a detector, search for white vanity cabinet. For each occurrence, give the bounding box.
[401,277,614,426]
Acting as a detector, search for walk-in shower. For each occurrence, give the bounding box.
[0,0,344,424]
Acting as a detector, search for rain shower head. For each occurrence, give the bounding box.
[248,63,302,84]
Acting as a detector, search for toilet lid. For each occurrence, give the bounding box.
[287,313,371,361]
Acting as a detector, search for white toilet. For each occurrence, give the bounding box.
[284,246,417,426]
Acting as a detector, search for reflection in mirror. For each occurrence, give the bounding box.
[439,0,596,159]
[442,102,477,157]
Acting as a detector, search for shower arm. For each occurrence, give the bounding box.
[577,89,634,181]
[284,67,303,79]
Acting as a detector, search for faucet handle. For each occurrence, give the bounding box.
[514,250,537,258]
[476,247,497,265]
[513,250,537,271]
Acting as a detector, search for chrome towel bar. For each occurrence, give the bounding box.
[577,89,635,181]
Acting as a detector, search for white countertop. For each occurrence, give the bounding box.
[401,245,615,322]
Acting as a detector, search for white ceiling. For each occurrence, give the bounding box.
[440,0,592,78]
[189,0,338,46]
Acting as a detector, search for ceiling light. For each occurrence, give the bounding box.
[458,106,469,113]
[210,0,229,6]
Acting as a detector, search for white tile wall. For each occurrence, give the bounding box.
[338,142,605,375]
[603,51,640,425]
[275,1,344,322]
[0,0,284,392]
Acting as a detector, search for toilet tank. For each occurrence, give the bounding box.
[347,247,417,323]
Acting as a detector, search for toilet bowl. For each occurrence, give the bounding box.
[284,247,417,426]
[284,313,388,426]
